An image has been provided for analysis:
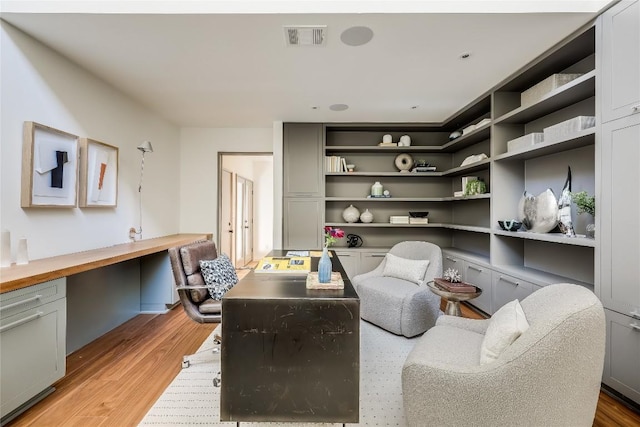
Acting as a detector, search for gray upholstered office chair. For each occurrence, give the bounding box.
[352,241,443,338]
[168,240,223,385]
[402,283,606,427]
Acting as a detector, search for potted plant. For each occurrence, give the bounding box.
[571,191,595,238]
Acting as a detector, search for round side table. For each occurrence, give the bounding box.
[426,280,482,317]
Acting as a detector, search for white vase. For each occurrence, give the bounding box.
[360,209,373,223]
[342,205,360,223]
[371,181,383,197]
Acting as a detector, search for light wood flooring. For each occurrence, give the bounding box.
[6,280,640,426]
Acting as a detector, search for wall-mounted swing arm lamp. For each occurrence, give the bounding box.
[129,141,153,241]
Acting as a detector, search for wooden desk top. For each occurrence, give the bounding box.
[0,233,212,294]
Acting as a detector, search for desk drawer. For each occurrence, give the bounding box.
[0,278,66,320]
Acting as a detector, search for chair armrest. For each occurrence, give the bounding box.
[176,285,209,290]
[435,315,491,334]
[352,260,386,291]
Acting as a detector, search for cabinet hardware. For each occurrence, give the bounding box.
[632,104,640,112]
[499,276,519,286]
[445,256,459,262]
[468,265,483,272]
[630,322,640,332]
[370,254,386,258]
[0,311,43,333]
[630,309,640,319]
[0,294,42,312]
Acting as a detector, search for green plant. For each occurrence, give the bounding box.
[571,191,595,216]
[464,179,487,196]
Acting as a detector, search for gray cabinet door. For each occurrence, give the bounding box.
[465,261,493,315]
[492,272,537,311]
[283,123,323,197]
[359,251,387,275]
[600,0,640,123]
[283,198,323,250]
[600,115,640,316]
[335,251,359,281]
[602,308,640,404]
[442,252,465,274]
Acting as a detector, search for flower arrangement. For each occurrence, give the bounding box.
[571,191,595,217]
[324,226,344,248]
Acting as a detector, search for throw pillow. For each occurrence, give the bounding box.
[200,254,238,300]
[480,299,530,365]
[382,253,430,284]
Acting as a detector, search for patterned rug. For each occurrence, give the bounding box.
[139,320,419,426]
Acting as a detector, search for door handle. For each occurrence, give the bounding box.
[0,311,43,333]
[468,265,483,272]
[499,276,519,286]
[445,256,458,262]
[630,322,640,332]
[0,294,42,312]
[632,104,640,112]
[630,309,640,319]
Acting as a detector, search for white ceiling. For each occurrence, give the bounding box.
[0,1,615,128]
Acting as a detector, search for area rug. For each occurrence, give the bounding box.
[139,320,418,426]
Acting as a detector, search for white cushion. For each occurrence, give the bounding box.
[480,299,530,365]
[382,253,430,285]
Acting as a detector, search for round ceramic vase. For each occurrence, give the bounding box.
[342,205,361,223]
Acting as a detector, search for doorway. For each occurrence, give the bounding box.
[218,153,273,268]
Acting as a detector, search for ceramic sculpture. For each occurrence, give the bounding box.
[360,209,373,223]
[557,166,576,237]
[395,153,414,172]
[342,205,361,223]
[518,189,559,233]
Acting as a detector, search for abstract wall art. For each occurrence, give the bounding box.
[21,122,79,208]
[79,138,118,207]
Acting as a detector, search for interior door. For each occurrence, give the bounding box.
[220,169,234,263]
[243,179,254,265]
[235,176,247,267]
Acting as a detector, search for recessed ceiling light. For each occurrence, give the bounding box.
[459,51,472,60]
[411,105,419,110]
[329,104,349,111]
[340,26,374,47]
[311,106,319,110]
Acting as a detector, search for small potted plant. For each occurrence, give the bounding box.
[571,191,595,238]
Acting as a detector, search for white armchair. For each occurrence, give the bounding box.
[401,283,606,427]
[352,241,443,338]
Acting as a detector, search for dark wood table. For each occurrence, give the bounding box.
[220,250,360,423]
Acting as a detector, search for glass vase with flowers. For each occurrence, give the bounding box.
[318,226,344,283]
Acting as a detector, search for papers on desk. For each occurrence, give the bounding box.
[255,256,311,274]
[285,250,309,257]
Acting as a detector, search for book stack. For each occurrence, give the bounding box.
[412,165,436,172]
[390,215,409,224]
[325,156,347,172]
[378,142,398,147]
[434,278,477,293]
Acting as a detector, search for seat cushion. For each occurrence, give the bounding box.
[198,298,222,314]
[405,324,484,369]
[358,276,419,335]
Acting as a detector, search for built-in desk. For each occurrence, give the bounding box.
[0,233,210,422]
[221,250,360,424]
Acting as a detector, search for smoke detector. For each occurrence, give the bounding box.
[284,25,327,46]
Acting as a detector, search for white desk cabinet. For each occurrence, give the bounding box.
[0,278,66,421]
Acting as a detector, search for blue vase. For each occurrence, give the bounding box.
[318,247,332,283]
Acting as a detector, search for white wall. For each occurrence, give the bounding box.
[0,22,181,260]
[178,127,274,243]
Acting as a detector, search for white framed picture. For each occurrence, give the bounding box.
[79,138,119,207]
[21,121,79,208]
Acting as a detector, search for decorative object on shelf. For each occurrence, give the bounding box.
[346,233,363,248]
[371,181,383,196]
[319,226,344,283]
[398,135,411,146]
[518,189,559,233]
[521,73,583,107]
[443,268,462,283]
[16,237,28,265]
[460,153,488,167]
[346,164,355,172]
[1,229,11,268]
[449,130,462,140]
[462,124,476,135]
[570,190,595,238]
[383,134,392,143]
[543,116,596,143]
[412,160,436,172]
[409,211,429,218]
[21,122,79,208]
[557,166,576,237]
[383,190,391,197]
[394,153,414,172]
[342,204,361,223]
[498,220,523,231]
[476,118,492,128]
[507,132,544,152]
[464,179,487,196]
[360,209,373,223]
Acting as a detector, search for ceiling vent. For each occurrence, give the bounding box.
[284,25,327,46]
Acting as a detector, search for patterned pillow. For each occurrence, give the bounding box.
[200,254,238,300]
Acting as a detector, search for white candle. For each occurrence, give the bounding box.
[16,237,29,265]
[0,230,10,268]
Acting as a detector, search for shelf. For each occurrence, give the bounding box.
[493,229,596,247]
[325,145,442,153]
[494,71,595,125]
[325,159,490,177]
[440,123,491,152]
[492,264,594,290]
[325,194,491,202]
[493,128,595,162]
[326,223,491,233]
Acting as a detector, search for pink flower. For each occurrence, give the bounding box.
[324,227,344,247]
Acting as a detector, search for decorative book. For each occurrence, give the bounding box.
[255,257,310,274]
[434,278,477,293]
[306,272,344,289]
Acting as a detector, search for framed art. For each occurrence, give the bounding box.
[21,121,79,208]
[79,138,119,207]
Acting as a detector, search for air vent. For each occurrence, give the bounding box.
[284,25,327,46]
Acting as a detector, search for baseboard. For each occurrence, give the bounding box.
[1,387,55,426]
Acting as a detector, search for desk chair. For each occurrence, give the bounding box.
[168,240,223,386]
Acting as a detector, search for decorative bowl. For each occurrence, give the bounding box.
[498,220,523,232]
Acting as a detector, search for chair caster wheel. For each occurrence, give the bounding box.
[182,360,190,369]
[213,377,221,387]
